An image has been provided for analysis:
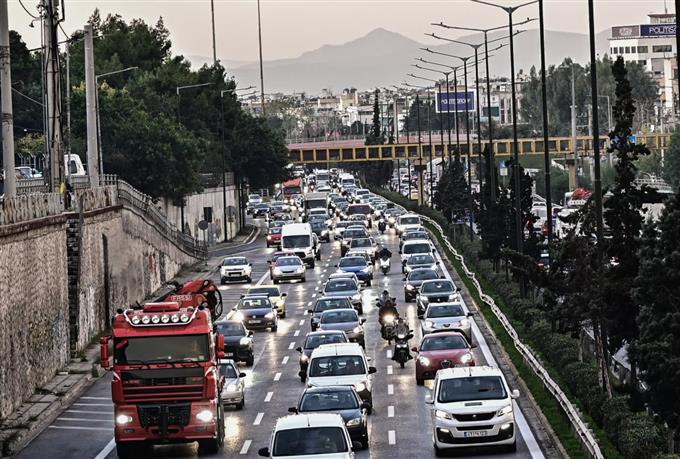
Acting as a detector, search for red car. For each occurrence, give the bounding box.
[413,331,476,385]
[267,227,282,248]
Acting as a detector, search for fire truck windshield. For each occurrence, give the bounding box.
[114,334,209,364]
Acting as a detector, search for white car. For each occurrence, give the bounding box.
[306,343,376,413]
[395,213,422,235]
[258,413,356,458]
[220,256,252,284]
[426,366,519,454]
[219,359,245,409]
[421,302,473,343]
[400,239,435,267]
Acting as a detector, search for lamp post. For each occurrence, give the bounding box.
[95,66,138,174]
[538,0,553,248]
[404,81,443,180]
[403,82,435,205]
[587,0,604,246]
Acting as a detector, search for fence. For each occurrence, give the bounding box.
[0,192,64,225]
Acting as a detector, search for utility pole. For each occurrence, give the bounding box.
[84,24,99,187]
[256,0,266,116]
[210,0,217,66]
[570,64,578,190]
[0,0,16,198]
[43,0,64,192]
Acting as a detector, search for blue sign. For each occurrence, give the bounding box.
[435,91,475,113]
[640,24,676,37]
[629,134,637,144]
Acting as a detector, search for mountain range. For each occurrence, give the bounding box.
[190,27,611,94]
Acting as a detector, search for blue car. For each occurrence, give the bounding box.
[336,256,373,286]
[229,295,278,332]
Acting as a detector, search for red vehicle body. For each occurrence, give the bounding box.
[267,227,282,248]
[282,177,303,202]
[159,279,224,321]
[413,331,476,385]
[100,302,226,457]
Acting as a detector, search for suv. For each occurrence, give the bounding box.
[425,366,519,454]
[400,240,435,272]
[395,214,422,235]
[220,256,252,284]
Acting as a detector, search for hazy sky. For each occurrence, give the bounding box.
[8,0,673,64]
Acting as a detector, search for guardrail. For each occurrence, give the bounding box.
[414,212,604,459]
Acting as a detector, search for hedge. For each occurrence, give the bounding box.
[371,186,668,458]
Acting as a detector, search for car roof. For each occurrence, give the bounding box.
[437,365,505,380]
[310,342,364,358]
[302,385,356,395]
[275,413,346,431]
[320,308,358,316]
[249,284,280,290]
[306,329,347,336]
[402,239,431,246]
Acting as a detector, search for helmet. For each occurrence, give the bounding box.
[382,290,389,295]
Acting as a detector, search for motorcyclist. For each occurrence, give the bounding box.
[377,290,398,324]
[392,317,414,361]
[377,247,392,261]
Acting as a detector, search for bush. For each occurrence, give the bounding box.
[618,413,664,459]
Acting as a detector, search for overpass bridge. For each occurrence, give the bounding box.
[287,133,671,164]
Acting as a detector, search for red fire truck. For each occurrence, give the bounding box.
[282,177,303,204]
[100,301,226,457]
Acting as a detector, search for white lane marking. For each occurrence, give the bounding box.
[49,426,110,431]
[80,396,109,400]
[240,439,252,455]
[387,384,394,395]
[387,365,393,375]
[65,410,111,415]
[253,413,264,425]
[274,372,282,381]
[299,319,305,326]
[282,356,289,364]
[307,301,313,306]
[312,293,317,298]
[264,392,273,402]
[255,268,270,286]
[514,400,545,458]
[57,417,112,423]
[94,438,115,459]
[294,330,300,336]
[388,430,396,445]
[386,349,393,359]
[388,406,395,418]
[288,342,296,350]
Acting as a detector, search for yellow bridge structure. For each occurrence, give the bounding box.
[287,133,672,164]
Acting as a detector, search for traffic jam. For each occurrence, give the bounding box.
[18,170,545,459]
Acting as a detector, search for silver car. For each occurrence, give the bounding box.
[318,309,366,348]
[271,255,307,284]
[219,359,246,409]
[421,302,473,343]
[320,278,363,314]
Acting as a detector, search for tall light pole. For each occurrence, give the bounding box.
[410,69,454,162]
[588,0,604,246]
[0,0,16,197]
[256,0,266,116]
[404,80,444,180]
[538,0,553,247]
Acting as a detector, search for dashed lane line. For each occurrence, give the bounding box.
[386,349,392,359]
[387,365,393,375]
[299,319,305,326]
[253,413,264,425]
[264,392,273,402]
[387,406,395,418]
[48,426,110,431]
[387,384,394,395]
[240,440,252,455]
[294,330,300,337]
[282,356,289,365]
[288,341,296,350]
[274,372,282,381]
[388,430,396,445]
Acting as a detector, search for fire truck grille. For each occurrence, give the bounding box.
[122,369,204,402]
[138,403,192,428]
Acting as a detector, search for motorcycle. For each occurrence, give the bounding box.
[379,257,390,275]
[380,313,397,344]
[378,219,386,234]
[392,327,414,368]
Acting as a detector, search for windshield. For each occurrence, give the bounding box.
[438,376,507,403]
[403,243,431,255]
[114,335,209,364]
[216,322,246,336]
[315,298,352,312]
[277,257,302,267]
[268,227,282,235]
[344,230,367,239]
[273,427,348,456]
[305,333,348,349]
[238,298,271,309]
[400,217,420,225]
[223,258,247,266]
[408,255,434,265]
[347,205,370,215]
[310,222,326,230]
[421,334,468,351]
[408,270,439,281]
[301,391,359,412]
[427,304,465,318]
[219,363,237,379]
[249,287,279,297]
[282,235,311,249]
[284,186,302,195]
[309,355,366,377]
[339,257,366,268]
[321,310,358,324]
[405,232,428,240]
[305,199,327,209]
[325,280,356,292]
[350,238,371,248]
[421,280,455,293]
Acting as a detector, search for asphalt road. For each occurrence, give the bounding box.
[16,217,546,459]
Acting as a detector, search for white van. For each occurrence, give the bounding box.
[64,154,86,177]
[306,343,376,413]
[426,366,519,454]
[340,174,356,190]
[281,223,317,268]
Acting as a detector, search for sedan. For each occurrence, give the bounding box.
[308,297,354,331]
[219,359,246,409]
[230,295,278,332]
[290,386,369,449]
[253,203,270,217]
[416,279,459,318]
[413,332,476,385]
[296,331,349,382]
[335,256,372,286]
[404,254,438,274]
[318,309,366,348]
[271,256,306,284]
[403,268,441,302]
[321,278,363,314]
[216,320,254,365]
[247,285,288,318]
[220,256,252,284]
[421,302,473,343]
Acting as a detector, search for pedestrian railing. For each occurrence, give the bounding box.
[416,212,604,459]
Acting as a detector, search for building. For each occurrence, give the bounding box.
[609,13,677,113]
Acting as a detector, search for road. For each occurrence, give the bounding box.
[16,217,546,459]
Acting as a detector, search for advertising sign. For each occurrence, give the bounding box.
[435,91,475,113]
[611,25,640,38]
[641,23,676,37]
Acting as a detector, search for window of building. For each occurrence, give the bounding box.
[611,47,617,54]
[652,45,672,53]
[637,46,648,53]
[638,60,647,66]
[625,46,631,53]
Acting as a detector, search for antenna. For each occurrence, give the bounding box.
[664,0,668,14]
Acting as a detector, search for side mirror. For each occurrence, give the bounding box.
[99,335,110,369]
[512,389,520,399]
[471,343,478,349]
[424,394,434,404]
[411,346,418,352]
[258,448,270,457]
[248,330,254,337]
[281,292,288,297]
[368,366,377,374]
[239,372,247,378]
[216,334,226,358]
[249,263,253,267]
[440,274,445,279]
[288,407,298,414]
[267,260,272,264]
[456,288,462,292]
[467,312,474,317]
[360,318,366,324]
[402,277,407,281]
[295,346,303,353]
[435,261,440,265]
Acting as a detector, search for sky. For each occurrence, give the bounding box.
[8,0,674,65]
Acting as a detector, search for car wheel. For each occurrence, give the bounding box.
[302,276,307,282]
[246,276,252,283]
[309,260,315,268]
[416,378,424,386]
[273,278,279,284]
[271,324,278,332]
[316,252,321,260]
[236,398,244,410]
[366,279,372,287]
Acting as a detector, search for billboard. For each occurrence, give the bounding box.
[611,25,640,39]
[435,91,475,113]
[640,23,676,37]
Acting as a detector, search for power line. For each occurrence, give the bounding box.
[17,0,39,19]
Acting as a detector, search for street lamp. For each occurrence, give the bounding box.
[588,0,604,246]
[95,66,138,174]
[538,0,553,248]
[403,81,434,205]
[403,81,445,173]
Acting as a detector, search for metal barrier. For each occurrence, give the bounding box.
[415,212,604,459]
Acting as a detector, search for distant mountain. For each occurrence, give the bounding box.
[229,27,610,94]
[186,55,253,71]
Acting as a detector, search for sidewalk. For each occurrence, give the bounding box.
[0,224,258,456]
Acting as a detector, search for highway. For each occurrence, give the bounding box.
[16,216,547,459]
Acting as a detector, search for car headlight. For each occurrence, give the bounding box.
[116,414,133,425]
[239,337,251,346]
[418,356,431,366]
[355,381,367,392]
[196,409,214,422]
[226,383,238,392]
[405,265,413,273]
[459,318,470,328]
[424,320,435,329]
[273,268,282,275]
[321,230,328,236]
[352,326,363,334]
[496,404,513,417]
[460,353,473,365]
[265,312,275,319]
[267,235,272,240]
[406,284,415,291]
[435,409,453,420]
[297,267,305,273]
[300,354,309,362]
[352,294,361,302]
[346,417,363,427]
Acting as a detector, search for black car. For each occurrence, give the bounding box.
[308,297,354,331]
[310,220,331,243]
[253,203,270,217]
[403,268,441,302]
[289,386,369,449]
[416,279,459,318]
[295,330,348,381]
[215,320,254,365]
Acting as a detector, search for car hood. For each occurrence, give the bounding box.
[224,335,247,345]
[272,453,351,459]
[435,398,510,415]
[221,377,240,387]
[338,266,368,273]
[221,265,248,271]
[419,349,471,361]
[277,265,303,272]
[319,322,359,332]
[307,375,366,388]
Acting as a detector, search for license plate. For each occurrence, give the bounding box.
[168,294,193,302]
[229,272,240,276]
[225,352,234,357]
[249,320,261,324]
[464,431,488,438]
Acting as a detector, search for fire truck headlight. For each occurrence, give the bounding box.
[180,314,190,323]
[196,409,214,423]
[116,414,133,425]
[131,316,141,325]
[151,315,161,324]
[141,315,151,325]
[161,314,170,324]
[171,314,180,323]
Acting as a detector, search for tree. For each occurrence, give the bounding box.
[476,147,512,265]
[435,159,469,223]
[663,129,680,188]
[365,89,384,145]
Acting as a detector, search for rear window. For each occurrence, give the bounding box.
[408,269,439,281]
[421,280,455,293]
[325,280,355,292]
[347,205,370,215]
[321,310,358,323]
[314,298,352,312]
[304,333,348,349]
[400,216,420,225]
[421,334,468,351]
[403,243,431,254]
[273,427,348,455]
